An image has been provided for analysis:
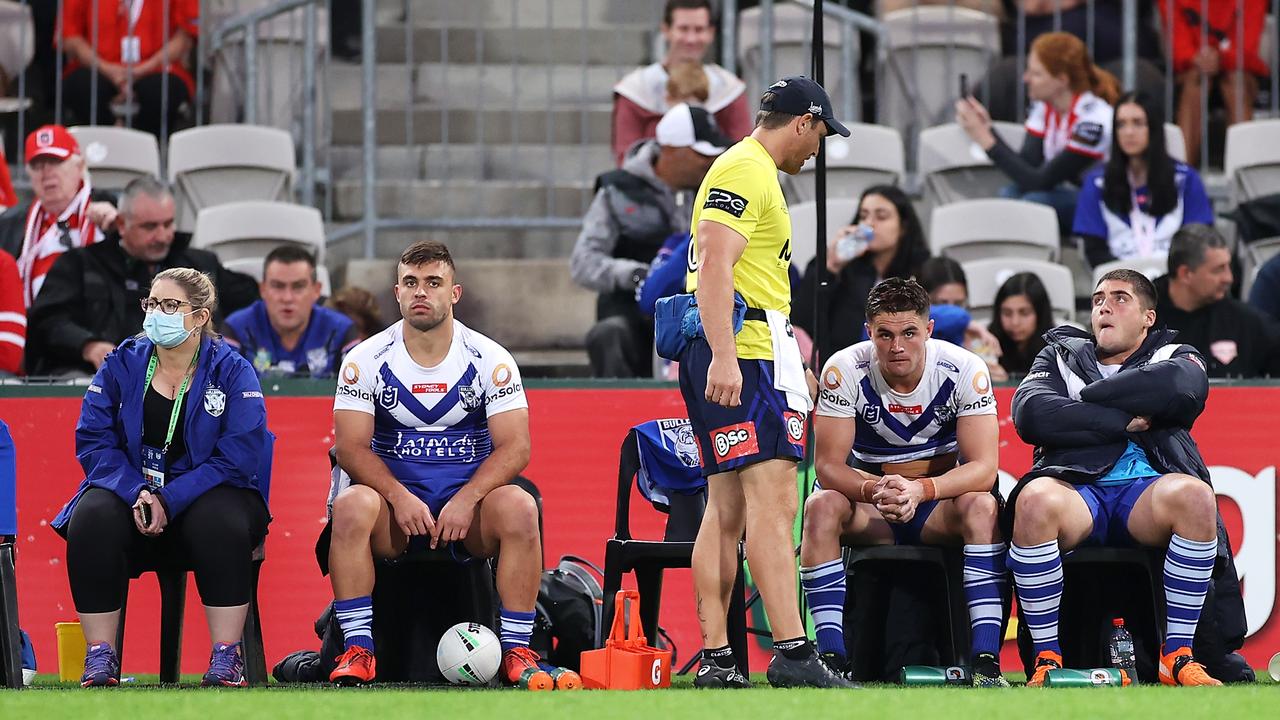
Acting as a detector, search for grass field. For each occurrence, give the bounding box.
[1,674,1274,719]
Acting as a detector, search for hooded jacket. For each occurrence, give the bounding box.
[52,333,271,532]
[1011,325,1210,488]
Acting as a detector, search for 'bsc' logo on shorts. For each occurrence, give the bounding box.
[711,421,759,462]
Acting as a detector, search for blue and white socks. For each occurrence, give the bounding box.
[1008,540,1064,655]
[500,608,536,652]
[1162,533,1217,655]
[334,596,374,651]
[963,543,1008,657]
[800,558,847,657]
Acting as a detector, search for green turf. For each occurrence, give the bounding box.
[2,674,1274,720]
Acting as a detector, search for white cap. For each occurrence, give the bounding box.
[655,103,734,156]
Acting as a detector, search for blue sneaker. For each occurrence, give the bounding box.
[201,641,247,687]
[80,643,120,687]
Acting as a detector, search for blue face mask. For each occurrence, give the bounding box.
[143,310,196,348]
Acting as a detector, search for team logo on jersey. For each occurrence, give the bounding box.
[972,371,991,395]
[203,387,226,417]
[861,404,881,424]
[783,412,805,443]
[675,424,699,467]
[704,188,749,218]
[492,364,513,387]
[710,422,758,462]
[379,386,399,409]
[307,347,330,375]
[935,404,956,424]
[342,362,360,384]
[459,383,483,412]
[1210,340,1238,366]
[823,366,843,389]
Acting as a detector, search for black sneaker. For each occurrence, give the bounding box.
[819,652,853,681]
[971,652,1011,688]
[693,662,751,689]
[767,650,860,688]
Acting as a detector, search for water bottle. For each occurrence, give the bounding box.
[836,224,874,262]
[1044,668,1131,687]
[1108,618,1139,684]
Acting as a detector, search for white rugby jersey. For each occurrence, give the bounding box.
[1024,91,1112,161]
[334,319,527,484]
[817,339,996,464]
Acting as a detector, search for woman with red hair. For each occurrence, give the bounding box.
[956,32,1119,235]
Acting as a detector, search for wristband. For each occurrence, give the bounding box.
[919,477,937,502]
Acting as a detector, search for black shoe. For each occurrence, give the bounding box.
[767,651,860,688]
[971,652,1010,688]
[819,652,853,681]
[693,662,751,688]
[273,650,323,683]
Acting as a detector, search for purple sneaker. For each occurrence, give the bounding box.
[201,641,247,687]
[81,642,120,687]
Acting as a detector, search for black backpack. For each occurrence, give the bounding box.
[530,556,603,671]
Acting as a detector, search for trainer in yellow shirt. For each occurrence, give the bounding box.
[681,76,857,689]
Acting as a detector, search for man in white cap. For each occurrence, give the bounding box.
[0,125,115,307]
[571,103,732,377]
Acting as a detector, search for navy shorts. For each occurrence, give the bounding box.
[678,338,805,477]
[1073,476,1159,547]
[889,499,941,546]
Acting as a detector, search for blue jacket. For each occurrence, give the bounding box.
[224,300,356,378]
[52,334,272,532]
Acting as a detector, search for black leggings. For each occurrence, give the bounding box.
[62,68,189,139]
[65,486,268,613]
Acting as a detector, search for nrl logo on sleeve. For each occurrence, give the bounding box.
[704,188,749,218]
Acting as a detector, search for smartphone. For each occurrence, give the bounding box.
[959,73,969,99]
[140,501,152,528]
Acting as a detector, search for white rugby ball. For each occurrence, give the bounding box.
[436,622,502,685]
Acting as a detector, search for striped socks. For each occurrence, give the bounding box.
[334,596,374,651]
[800,558,847,657]
[1008,540,1063,656]
[963,543,1008,657]
[500,608,536,652]
[1162,533,1217,655]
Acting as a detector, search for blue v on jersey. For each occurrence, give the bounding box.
[224,300,358,378]
[332,319,528,507]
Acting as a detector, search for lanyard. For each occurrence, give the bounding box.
[144,346,198,453]
[120,0,145,35]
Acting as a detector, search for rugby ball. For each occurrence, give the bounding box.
[436,622,502,685]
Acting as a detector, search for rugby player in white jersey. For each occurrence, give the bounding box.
[799,278,1009,686]
[323,241,577,690]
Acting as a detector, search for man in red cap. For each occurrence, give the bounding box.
[0,125,116,308]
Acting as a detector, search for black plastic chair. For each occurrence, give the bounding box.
[115,541,268,685]
[843,545,977,678]
[0,537,21,688]
[600,427,751,674]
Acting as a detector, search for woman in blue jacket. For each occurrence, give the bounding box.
[51,268,270,688]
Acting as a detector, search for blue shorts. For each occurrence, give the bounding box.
[400,481,474,562]
[678,338,805,477]
[1073,476,1159,547]
[889,499,941,546]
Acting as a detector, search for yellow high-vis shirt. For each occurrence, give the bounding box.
[685,137,792,360]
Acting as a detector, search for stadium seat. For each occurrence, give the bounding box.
[192,201,324,264]
[601,426,751,673]
[784,125,904,204]
[879,7,998,145]
[1090,254,1169,288]
[1242,238,1280,300]
[787,198,862,272]
[1225,120,1280,207]
[1015,547,1165,682]
[842,545,978,678]
[168,124,296,234]
[0,418,20,688]
[918,121,1026,216]
[737,3,857,125]
[963,257,1075,325]
[67,126,162,193]
[930,198,1060,263]
[0,1,34,97]
[221,256,333,297]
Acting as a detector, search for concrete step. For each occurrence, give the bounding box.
[400,0,659,29]
[373,25,650,66]
[329,143,612,183]
[333,179,593,220]
[328,63,625,110]
[330,105,612,145]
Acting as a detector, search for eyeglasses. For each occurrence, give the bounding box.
[140,297,194,314]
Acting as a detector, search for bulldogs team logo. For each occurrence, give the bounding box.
[861,404,880,424]
[935,404,956,425]
[459,383,482,411]
[379,386,399,409]
[307,347,330,376]
[203,387,226,417]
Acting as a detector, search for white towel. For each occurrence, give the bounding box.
[765,309,812,415]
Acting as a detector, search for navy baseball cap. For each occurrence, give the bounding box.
[760,76,850,137]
